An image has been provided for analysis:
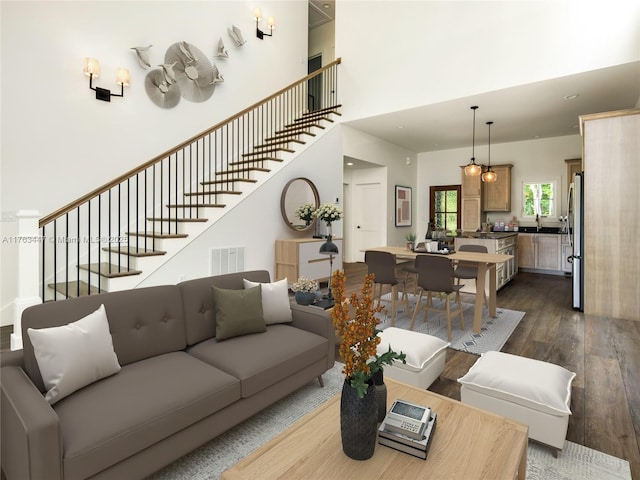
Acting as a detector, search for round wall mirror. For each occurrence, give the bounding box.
[280,177,320,232]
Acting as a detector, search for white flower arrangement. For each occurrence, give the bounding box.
[291,277,319,293]
[314,203,343,225]
[294,203,316,224]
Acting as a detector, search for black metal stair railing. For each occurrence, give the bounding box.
[39,58,341,301]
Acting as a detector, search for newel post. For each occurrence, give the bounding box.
[11,210,42,350]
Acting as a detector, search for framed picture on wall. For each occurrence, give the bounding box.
[395,185,412,226]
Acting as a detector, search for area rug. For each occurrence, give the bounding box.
[150,363,631,480]
[376,293,525,354]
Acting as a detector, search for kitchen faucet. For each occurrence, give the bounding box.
[536,214,541,232]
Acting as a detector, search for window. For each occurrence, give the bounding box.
[522,181,556,218]
[429,185,461,232]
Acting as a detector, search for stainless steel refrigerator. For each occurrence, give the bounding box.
[566,172,584,310]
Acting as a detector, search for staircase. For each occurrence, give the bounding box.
[39,60,342,301]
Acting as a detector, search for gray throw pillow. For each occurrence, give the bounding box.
[212,285,266,340]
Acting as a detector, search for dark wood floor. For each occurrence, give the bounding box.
[2,266,638,478]
[342,262,640,478]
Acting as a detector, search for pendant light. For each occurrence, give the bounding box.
[482,121,498,183]
[464,106,482,176]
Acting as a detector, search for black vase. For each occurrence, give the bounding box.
[340,379,378,460]
[372,369,387,423]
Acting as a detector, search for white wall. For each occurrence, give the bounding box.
[335,0,640,122]
[416,134,582,237]
[342,125,417,254]
[309,21,335,63]
[0,0,309,325]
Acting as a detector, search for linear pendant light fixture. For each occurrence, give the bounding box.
[464,106,482,176]
[482,121,498,183]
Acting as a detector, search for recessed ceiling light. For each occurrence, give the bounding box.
[563,94,580,100]
[397,125,404,129]
[323,3,330,8]
[346,162,354,166]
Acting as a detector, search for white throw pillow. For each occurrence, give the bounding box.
[457,351,575,415]
[377,327,449,370]
[27,304,121,405]
[243,278,293,325]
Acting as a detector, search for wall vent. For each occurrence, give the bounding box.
[209,246,245,276]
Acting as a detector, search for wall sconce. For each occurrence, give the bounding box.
[83,57,130,102]
[253,8,275,39]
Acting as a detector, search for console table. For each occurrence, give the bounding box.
[275,238,343,283]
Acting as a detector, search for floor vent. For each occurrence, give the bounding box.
[210,246,246,276]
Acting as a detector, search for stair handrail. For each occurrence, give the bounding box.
[39,57,342,228]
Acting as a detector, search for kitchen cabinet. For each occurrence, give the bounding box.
[275,238,343,283]
[517,233,562,274]
[483,164,512,212]
[454,233,518,292]
[460,168,483,231]
[581,109,640,321]
[461,164,512,231]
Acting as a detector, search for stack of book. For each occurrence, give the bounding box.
[378,412,437,460]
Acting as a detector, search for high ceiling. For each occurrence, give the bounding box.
[343,61,640,154]
[308,3,640,157]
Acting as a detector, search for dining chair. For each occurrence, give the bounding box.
[364,250,410,326]
[409,254,464,341]
[453,244,488,305]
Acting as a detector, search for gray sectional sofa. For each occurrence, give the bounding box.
[0,270,335,480]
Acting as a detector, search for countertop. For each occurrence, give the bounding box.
[459,227,564,239]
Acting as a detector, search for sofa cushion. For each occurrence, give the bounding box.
[187,324,328,398]
[457,351,575,415]
[179,271,272,346]
[212,285,266,340]
[22,285,186,392]
[27,304,121,405]
[377,327,449,372]
[53,351,240,480]
[243,278,293,325]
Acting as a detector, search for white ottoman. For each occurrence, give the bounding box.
[377,327,449,389]
[458,351,575,456]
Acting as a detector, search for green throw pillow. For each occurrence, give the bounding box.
[212,285,266,340]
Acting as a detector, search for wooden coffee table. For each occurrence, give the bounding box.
[221,378,528,479]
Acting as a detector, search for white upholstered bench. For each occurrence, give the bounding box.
[458,351,576,456]
[377,327,448,389]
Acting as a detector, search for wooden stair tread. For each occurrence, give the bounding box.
[253,138,305,148]
[200,178,258,186]
[49,281,100,298]
[78,262,142,278]
[103,246,166,257]
[277,124,324,134]
[184,190,241,196]
[265,131,315,142]
[292,116,333,125]
[302,105,342,116]
[242,147,294,156]
[230,159,283,167]
[127,231,189,239]
[166,203,226,209]
[217,167,271,175]
[147,217,208,223]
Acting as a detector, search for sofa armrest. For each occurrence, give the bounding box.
[290,303,336,368]
[1,367,62,480]
[1,349,24,368]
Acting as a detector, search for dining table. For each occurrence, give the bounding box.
[364,246,514,334]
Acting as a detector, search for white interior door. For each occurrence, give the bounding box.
[353,182,383,262]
